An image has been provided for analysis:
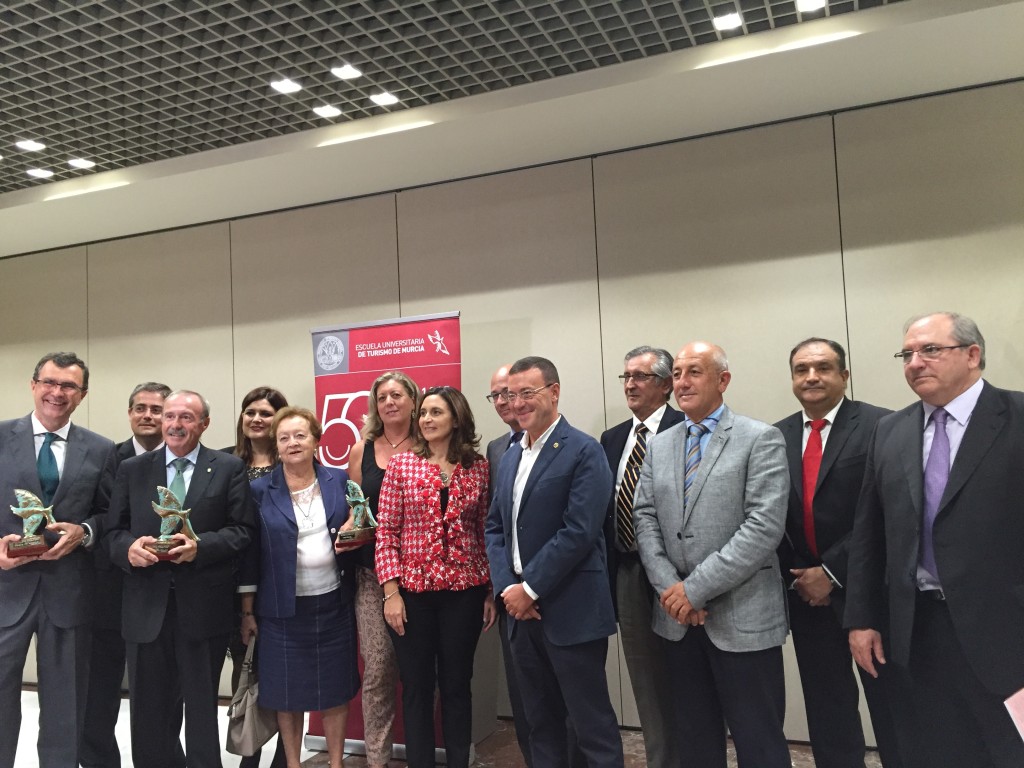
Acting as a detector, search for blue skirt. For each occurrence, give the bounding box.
[258,588,360,712]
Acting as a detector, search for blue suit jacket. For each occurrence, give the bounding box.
[244,463,356,619]
[0,414,116,629]
[485,416,616,647]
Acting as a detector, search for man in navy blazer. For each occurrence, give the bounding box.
[105,389,255,768]
[599,346,683,768]
[774,339,901,768]
[81,381,171,768]
[846,312,1024,768]
[485,356,623,768]
[0,352,116,768]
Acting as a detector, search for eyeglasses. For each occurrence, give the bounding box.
[893,344,969,364]
[618,372,661,383]
[485,389,509,404]
[506,382,555,403]
[33,377,84,394]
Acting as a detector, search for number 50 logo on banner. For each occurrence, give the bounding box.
[311,312,462,469]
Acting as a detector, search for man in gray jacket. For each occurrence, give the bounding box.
[633,341,790,768]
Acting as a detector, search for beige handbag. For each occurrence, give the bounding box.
[225,638,278,756]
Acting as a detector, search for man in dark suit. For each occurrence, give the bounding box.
[105,389,255,768]
[633,341,790,768]
[484,363,534,767]
[847,312,1024,768]
[775,338,901,768]
[80,381,171,768]
[599,346,682,768]
[0,351,116,768]
[485,356,623,768]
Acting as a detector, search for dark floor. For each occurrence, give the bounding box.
[302,718,884,766]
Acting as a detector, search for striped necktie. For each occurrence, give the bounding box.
[615,423,649,551]
[684,423,709,500]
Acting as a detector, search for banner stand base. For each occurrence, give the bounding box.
[302,736,471,765]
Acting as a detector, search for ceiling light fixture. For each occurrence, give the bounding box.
[270,78,302,94]
[331,64,362,80]
[27,168,54,178]
[313,105,342,118]
[796,0,828,11]
[16,139,47,151]
[712,12,743,31]
[370,92,399,106]
[68,158,97,169]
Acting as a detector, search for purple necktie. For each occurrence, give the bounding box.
[920,408,950,579]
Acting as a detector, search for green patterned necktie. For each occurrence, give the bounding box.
[169,457,190,506]
[37,432,60,506]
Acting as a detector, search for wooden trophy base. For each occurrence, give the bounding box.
[144,539,180,561]
[8,536,50,558]
[336,527,375,544]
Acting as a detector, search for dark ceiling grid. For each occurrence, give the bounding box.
[0,0,902,195]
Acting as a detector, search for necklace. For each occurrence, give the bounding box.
[437,461,455,486]
[383,432,410,450]
[290,479,319,530]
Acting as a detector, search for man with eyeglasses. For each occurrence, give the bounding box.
[598,346,683,768]
[485,356,623,768]
[632,341,791,768]
[0,351,117,768]
[80,381,174,768]
[846,312,1024,768]
[483,363,533,767]
[774,339,903,768]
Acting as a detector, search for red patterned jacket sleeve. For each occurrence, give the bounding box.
[373,453,407,584]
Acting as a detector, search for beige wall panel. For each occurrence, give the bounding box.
[594,115,847,430]
[839,81,1024,409]
[0,247,89,425]
[396,160,608,439]
[229,195,400,418]
[87,224,235,446]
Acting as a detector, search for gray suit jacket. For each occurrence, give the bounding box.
[633,406,790,651]
[0,414,116,629]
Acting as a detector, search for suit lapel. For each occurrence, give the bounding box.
[683,408,732,526]
[266,470,299,529]
[183,445,214,507]
[780,414,804,504]
[319,467,345,529]
[899,404,925,520]
[941,384,1003,512]
[606,422,629,467]
[817,399,856,491]
[10,417,43,498]
[52,423,86,507]
[519,421,566,511]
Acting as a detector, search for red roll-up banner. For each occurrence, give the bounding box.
[306,312,461,760]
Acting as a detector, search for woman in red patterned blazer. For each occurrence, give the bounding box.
[375,385,497,768]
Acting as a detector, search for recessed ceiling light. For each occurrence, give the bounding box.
[796,0,827,11]
[313,105,342,118]
[370,92,399,106]
[27,168,54,178]
[68,158,96,169]
[712,12,743,31]
[270,78,302,94]
[331,64,362,80]
[16,139,46,152]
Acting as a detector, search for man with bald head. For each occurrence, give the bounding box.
[633,342,791,768]
[846,312,1024,767]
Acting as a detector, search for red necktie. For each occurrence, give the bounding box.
[802,419,828,559]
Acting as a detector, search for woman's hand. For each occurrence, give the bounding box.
[482,591,498,632]
[240,614,258,646]
[383,586,407,636]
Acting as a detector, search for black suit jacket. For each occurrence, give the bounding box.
[846,382,1024,697]
[0,415,116,629]
[775,398,890,619]
[105,444,256,644]
[599,405,685,613]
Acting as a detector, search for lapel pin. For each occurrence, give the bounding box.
[552,442,559,449]
[207,467,212,473]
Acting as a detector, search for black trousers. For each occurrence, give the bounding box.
[388,585,486,768]
[126,599,227,768]
[789,594,904,768]
[664,627,790,768]
[903,593,1024,768]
